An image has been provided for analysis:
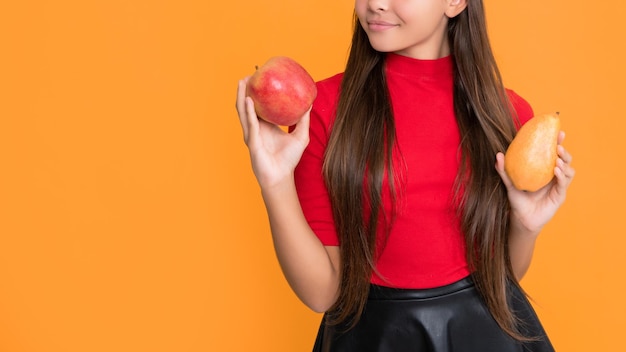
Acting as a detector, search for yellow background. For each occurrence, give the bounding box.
[1,1,624,351]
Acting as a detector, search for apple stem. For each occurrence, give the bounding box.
[255,65,258,71]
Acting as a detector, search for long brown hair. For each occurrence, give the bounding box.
[323,1,530,340]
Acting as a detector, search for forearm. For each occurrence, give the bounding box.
[498,133,575,281]
[261,177,340,312]
[508,221,540,281]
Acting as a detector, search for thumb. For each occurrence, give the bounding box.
[495,152,514,189]
[291,107,311,144]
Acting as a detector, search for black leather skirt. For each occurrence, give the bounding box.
[313,276,554,352]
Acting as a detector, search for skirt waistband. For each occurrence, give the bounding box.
[368,276,474,300]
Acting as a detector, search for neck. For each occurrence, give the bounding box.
[394,20,451,60]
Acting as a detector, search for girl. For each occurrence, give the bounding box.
[235,0,574,351]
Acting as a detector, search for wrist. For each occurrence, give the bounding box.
[260,174,297,200]
[509,212,543,238]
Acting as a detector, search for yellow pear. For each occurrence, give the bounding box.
[504,112,561,192]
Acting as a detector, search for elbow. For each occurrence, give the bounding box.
[513,266,530,282]
[306,297,336,314]
[309,305,328,314]
[300,286,339,313]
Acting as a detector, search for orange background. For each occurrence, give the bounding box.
[1,1,624,351]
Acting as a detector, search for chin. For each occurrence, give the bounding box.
[367,40,398,53]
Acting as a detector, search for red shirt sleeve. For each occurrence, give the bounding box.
[506,89,534,128]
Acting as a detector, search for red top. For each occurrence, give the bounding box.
[294,53,534,289]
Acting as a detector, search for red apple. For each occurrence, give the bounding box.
[246,56,317,126]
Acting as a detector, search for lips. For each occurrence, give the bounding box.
[367,20,397,31]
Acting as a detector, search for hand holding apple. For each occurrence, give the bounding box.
[246,56,317,126]
[236,77,312,190]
